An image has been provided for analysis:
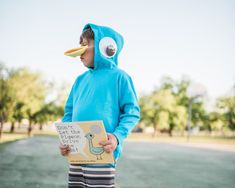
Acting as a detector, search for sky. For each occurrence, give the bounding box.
[0,0,234,103]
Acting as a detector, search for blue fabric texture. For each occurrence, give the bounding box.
[62,23,140,163]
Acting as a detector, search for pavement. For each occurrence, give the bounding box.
[0,136,235,188]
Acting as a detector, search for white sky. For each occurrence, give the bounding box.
[0,0,234,102]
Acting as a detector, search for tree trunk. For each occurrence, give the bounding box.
[169,123,174,137]
[152,124,157,137]
[169,128,173,137]
[39,123,43,130]
[0,120,3,140]
[221,127,225,137]
[181,128,184,137]
[10,121,15,133]
[208,125,212,136]
[18,122,21,129]
[27,120,32,137]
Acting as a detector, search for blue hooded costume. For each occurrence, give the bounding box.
[62,23,140,164]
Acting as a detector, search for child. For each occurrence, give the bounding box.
[59,23,140,188]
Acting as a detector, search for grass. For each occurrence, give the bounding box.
[33,130,58,136]
[0,130,58,144]
[1,130,235,149]
[0,132,28,144]
[128,133,235,145]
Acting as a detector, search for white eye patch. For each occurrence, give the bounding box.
[99,37,117,58]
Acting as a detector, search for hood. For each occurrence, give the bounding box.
[83,23,124,70]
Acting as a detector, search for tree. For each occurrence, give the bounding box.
[208,111,223,132]
[10,102,24,133]
[161,78,188,136]
[7,68,47,136]
[139,93,161,137]
[168,105,187,136]
[0,63,12,139]
[139,88,177,137]
[139,77,206,137]
[34,102,64,130]
[216,95,235,130]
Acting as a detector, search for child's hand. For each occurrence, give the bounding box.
[100,133,118,153]
[59,144,70,156]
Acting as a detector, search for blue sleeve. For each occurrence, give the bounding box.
[62,84,74,122]
[113,74,140,145]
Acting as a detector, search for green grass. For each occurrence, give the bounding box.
[0,132,28,144]
[33,130,58,136]
[127,133,235,146]
[1,131,235,147]
[0,130,58,144]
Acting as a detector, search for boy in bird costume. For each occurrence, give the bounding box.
[60,23,140,188]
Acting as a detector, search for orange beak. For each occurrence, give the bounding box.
[64,45,88,57]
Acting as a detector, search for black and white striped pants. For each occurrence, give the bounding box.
[68,164,116,188]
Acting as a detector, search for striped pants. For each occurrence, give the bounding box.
[68,164,116,188]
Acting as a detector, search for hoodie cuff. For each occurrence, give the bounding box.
[113,131,125,146]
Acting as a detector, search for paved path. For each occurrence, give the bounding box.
[117,141,235,188]
[0,136,68,188]
[0,136,235,188]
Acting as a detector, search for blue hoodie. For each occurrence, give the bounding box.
[62,23,140,163]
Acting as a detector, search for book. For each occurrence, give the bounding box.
[54,120,115,164]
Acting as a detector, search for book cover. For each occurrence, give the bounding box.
[54,120,115,164]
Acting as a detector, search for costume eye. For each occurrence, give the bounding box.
[99,37,117,58]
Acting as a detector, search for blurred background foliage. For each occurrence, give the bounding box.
[0,63,234,140]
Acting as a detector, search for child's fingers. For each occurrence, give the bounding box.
[104,146,111,151]
[59,144,70,150]
[61,151,68,156]
[103,144,114,153]
[104,147,111,153]
[60,148,71,156]
[61,148,70,153]
[59,144,70,156]
[99,140,111,146]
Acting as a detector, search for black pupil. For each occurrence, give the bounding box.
[106,45,115,56]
